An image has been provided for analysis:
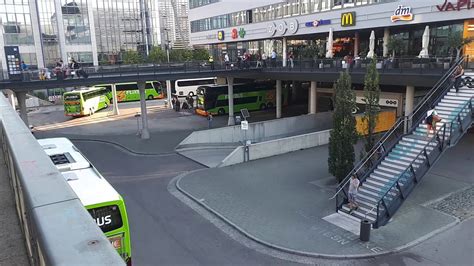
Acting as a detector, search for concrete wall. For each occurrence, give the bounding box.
[177,112,332,150]
[219,129,331,167]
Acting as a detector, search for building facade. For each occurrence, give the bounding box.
[159,0,191,50]
[189,0,474,62]
[0,0,162,70]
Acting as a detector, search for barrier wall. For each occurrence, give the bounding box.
[0,95,124,265]
[219,129,331,167]
[177,112,332,150]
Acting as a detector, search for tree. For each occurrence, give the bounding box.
[328,71,359,183]
[386,36,404,58]
[362,57,380,154]
[192,48,209,61]
[447,31,474,60]
[148,46,167,63]
[122,50,143,64]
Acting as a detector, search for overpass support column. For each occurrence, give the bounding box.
[227,77,235,126]
[5,89,15,108]
[276,80,282,118]
[383,28,390,57]
[354,32,360,57]
[138,81,150,139]
[309,81,317,114]
[404,85,415,132]
[111,84,119,115]
[166,80,172,109]
[15,91,28,126]
[282,37,287,67]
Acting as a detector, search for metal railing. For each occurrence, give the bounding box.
[0,95,124,265]
[332,56,466,215]
[0,56,457,83]
[373,98,472,227]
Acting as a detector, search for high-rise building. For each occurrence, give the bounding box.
[158,0,190,50]
[0,0,161,70]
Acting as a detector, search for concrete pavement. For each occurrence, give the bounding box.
[175,133,473,262]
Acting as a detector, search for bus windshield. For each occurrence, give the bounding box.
[64,94,81,101]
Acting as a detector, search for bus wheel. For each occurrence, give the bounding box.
[188,91,194,97]
[260,103,267,110]
[89,108,93,116]
[147,95,154,100]
[267,102,274,109]
[218,108,225,115]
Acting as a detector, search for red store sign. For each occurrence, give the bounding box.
[437,0,474,11]
[231,28,238,39]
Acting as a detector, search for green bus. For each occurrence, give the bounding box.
[38,138,132,265]
[96,81,163,103]
[64,87,111,117]
[196,82,287,116]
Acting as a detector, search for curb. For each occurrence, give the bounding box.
[175,171,461,260]
[69,138,176,156]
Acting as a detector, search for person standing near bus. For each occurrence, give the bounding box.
[208,55,214,70]
[207,114,213,128]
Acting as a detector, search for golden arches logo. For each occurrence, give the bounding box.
[341,12,355,27]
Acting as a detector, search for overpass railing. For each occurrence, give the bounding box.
[0,57,459,82]
[0,95,124,265]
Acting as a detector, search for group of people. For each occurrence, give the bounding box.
[53,58,88,79]
[171,95,194,112]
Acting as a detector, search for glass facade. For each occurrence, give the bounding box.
[38,0,60,67]
[189,0,218,9]
[0,0,34,45]
[191,0,395,33]
[60,0,91,44]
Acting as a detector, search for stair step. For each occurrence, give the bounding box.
[441,99,468,104]
[391,148,419,158]
[385,156,423,167]
[447,92,474,98]
[340,206,377,223]
[402,136,429,145]
[381,160,407,170]
[356,192,378,204]
[438,102,464,108]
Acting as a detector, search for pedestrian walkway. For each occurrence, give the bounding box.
[175,133,474,258]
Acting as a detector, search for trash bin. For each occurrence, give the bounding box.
[235,115,241,124]
[360,220,371,242]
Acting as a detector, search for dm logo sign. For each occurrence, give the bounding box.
[341,12,355,27]
[217,30,225,41]
[391,5,414,22]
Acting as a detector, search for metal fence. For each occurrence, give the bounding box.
[0,95,124,265]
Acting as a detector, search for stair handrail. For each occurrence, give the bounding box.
[407,56,466,124]
[375,98,472,224]
[375,122,447,219]
[331,56,466,201]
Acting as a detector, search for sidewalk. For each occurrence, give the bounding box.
[175,133,474,258]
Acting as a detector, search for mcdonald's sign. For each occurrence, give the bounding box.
[341,12,356,27]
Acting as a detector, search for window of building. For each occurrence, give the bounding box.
[189,0,219,9]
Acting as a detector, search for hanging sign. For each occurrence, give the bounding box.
[217,30,225,41]
[341,12,356,27]
[305,19,331,27]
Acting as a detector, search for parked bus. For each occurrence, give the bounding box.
[96,81,163,102]
[63,87,111,117]
[38,138,132,265]
[175,77,216,97]
[195,82,287,116]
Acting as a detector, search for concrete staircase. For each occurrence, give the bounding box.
[339,72,474,224]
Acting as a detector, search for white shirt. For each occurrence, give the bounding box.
[349,178,360,194]
[262,53,267,60]
[271,51,277,59]
[224,54,229,62]
[427,109,437,117]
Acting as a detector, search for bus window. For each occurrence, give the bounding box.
[116,84,138,91]
[235,96,258,105]
[145,82,154,90]
[88,205,123,233]
[153,81,162,94]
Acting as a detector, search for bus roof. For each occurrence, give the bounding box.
[176,77,215,82]
[38,138,120,207]
[64,86,106,94]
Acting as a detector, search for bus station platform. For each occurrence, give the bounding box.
[174,133,474,261]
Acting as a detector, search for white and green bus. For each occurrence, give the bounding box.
[63,87,111,117]
[38,138,132,265]
[96,81,163,102]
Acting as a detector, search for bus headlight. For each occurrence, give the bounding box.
[108,235,122,249]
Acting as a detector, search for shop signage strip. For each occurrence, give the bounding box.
[341,12,356,27]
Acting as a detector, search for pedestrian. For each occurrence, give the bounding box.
[207,113,213,129]
[243,51,251,69]
[452,65,464,93]
[208,55,214,70]
[54,59,65,80]
[261,52,268,68]
[288,51,294,68]
[171,96,176,111]
[188,95,194,109]
[271,49,277,68]
[348,175,360,212]
[224,53,230,70]
[256,53,262,68]
[20,61,28,71]
[176,97,181,112]
[426,105,442,138]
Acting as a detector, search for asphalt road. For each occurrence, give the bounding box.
[72,140,297,266]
